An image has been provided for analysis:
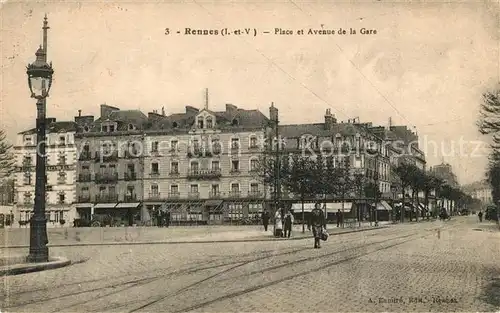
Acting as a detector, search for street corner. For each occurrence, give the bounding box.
[0,255,71,277]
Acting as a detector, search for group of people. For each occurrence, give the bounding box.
[262,202,327,248]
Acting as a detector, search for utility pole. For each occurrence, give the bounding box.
[374,152,379,226]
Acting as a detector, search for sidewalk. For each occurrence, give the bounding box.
[0,222,387,248]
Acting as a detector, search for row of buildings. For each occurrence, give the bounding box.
[12,101,427,227]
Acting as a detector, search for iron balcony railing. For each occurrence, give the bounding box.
[187,169,221,180]
[228,191,241,198]
[147,192,162,201]
[124,194,137,201]
[247,191,264,198]
[95,172,119,183]
[78,173,92,182]
[77,195,91,202]
[95,194,119,203]
[94,152,119,162]
[168,192,180,199]
[209,191,222,199]
[124,172,137,181]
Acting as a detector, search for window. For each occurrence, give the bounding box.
[197,118,204,128]
[171,162,179,174]
[59,136,66,145]
[128,124,135,130]
[58,171,66,183]
[151,162,159,174]
[83,126,90,132]
[206,117,213,128]
[231,160,239,172]
[250,136,257,148]
[231,183,239,192]
[101,125,108,132]
[172,122,178,128]
[212,139,221,154]
[58,155,66,165]
[190,184,198,193]
[249,203,263,213]
[170,185,179,194]
[109,186,116,195]
[152,141,159,152]
[23,192,31,204]
[58,193,65,204]
[250,183,259,192]
[191,161,199,172]
[151,184,159,195]
[127,186,135,197]
[231,138,239,149]
[193,140,200,150]
[212,161,220,171]
[127,163,135,173]
[211,184,219,193]
[231,119,239,126]
[109,125,115,132]
[250,159,258,171]
[228,204,243,219]
[170,140,178,151]
[81,186,89,192]
[109,164,116,172]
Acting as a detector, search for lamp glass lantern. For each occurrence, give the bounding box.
[26,47,54,99]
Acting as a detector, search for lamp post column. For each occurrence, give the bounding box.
[28,98,49,262]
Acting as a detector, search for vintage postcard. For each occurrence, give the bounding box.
[0,1,499,312]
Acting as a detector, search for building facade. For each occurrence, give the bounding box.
[74,105,147,226]
[463,180,492,205]
[13,119,78,227]
[142,104,269,224]
[430,162,459,188]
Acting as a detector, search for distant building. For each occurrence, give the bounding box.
[13,118,78,227]
[463,180,492,205]
[430,162,459,188]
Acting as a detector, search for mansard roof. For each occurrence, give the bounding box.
[19,121,77,135]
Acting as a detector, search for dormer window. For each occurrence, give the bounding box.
[172,122,178,128]
[101,125,108,132]
[197,118,204,129]
[206,117,213,128]
[83,126,90,132]
[128,124,135,131]
[109,125,115,132]
[232,119,239,126]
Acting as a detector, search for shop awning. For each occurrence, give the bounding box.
[375,200,392,211]
[205,200,223,207]
[115,202,141,209]
[325,202,353,213]
[94,203,117,209]
[291,203,315,212]
[76,203,92,208]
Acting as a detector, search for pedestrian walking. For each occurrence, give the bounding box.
[308,202,326,248]
[336,209,341,227]
[262,210,270,231]
[284,211,294,238]
[478,211,483,222]
[165,211,171,227]
[274,209,283,237]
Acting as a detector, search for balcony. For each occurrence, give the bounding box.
[124,172,137,181]
[124,150,141,159]
[78,151,92,161]
[228,191,241,198]
[78,173,92,182]
[168,192,180,199]
[209,191,222,199]
[78,195,91,202]
[169,170,180,177]
[187,169,221,180]
[247,191,264,198]
[94,152,119,162]
[95,172,119,183]
[230,169,240,175]
[187,147,203,158]
[147,192,163,201]
[124,194,137,201]
[95,194,119,203]
[188,192,200,199]
[57,178,67,185]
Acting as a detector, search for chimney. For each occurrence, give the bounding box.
[324,109,333,130]
[269,102,278,122]
[161,106,165,116]
[78,110,82,117]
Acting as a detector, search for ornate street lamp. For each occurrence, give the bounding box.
[25,16,53,263]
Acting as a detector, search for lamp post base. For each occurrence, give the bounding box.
[27,218,49,263]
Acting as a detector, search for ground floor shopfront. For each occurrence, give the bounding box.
[10,204,77,228]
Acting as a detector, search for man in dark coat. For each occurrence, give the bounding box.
[336,209,341,227]
[165,211,171,227]
[262,210,270,231]
[309,202,326,248]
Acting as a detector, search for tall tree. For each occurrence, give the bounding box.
[394,162,418,222]
[478,89,500,150]
[0,129,15,180]
[286,154,316,232]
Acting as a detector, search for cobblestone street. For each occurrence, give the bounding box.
[2,216,499,312]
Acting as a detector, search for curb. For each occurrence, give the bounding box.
[0,226,387,248]
[0,256,71,276]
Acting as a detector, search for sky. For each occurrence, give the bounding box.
[1,0,499,185]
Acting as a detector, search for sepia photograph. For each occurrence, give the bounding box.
[0,0,499,312]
